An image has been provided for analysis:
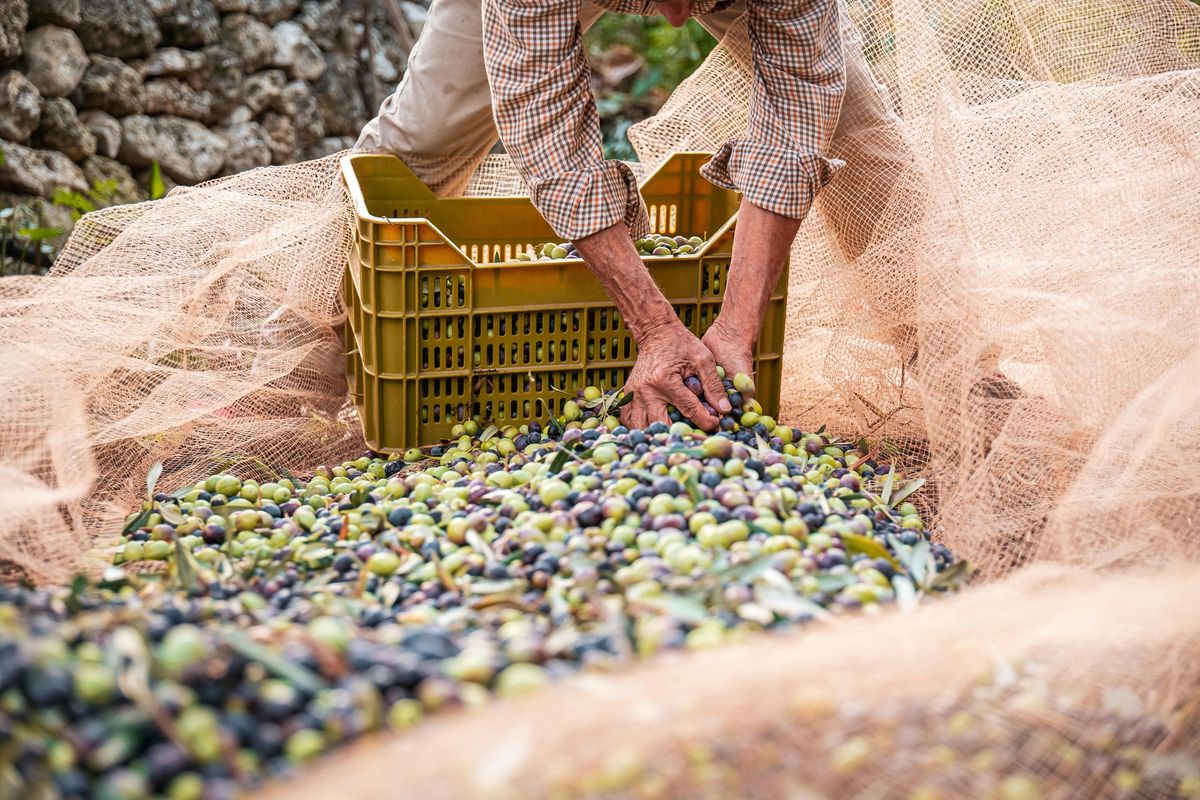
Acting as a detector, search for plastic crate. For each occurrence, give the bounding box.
[341,151,788,453]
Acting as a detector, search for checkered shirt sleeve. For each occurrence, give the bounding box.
[482,0,651,242]
[700,0,847,218]
[482,0,846,240]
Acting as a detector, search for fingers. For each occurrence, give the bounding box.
[621,398,648,430]
[698,365,731,414]
[667,385,719,432]
[645,397,671,428]
[621,391,671,430]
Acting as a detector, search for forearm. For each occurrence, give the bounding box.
[574,222,681,344]
[713,198,801,349]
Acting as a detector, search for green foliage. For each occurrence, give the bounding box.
[52,179,122,221]
[0,206,57,277]
[585,18,717,160]
[0,148,167,276]
[149,161,166,201]
[1,143,54,275]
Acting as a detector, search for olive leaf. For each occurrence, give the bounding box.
[638,592,708,624]
[111,627,156,723]
[548,447,572,475]
[98,566,131,590]
[928,559,971,590]
[578,394,606,410]
[157,503,186,526]
[215,553,235,581]
[64,574,87,615]
[711,553,775,584]
[753,582,830,622]
[86,721,147,771]
[815,571,856,594]
[684,473,703,504]
[610,391,635,411]
[889,477,926,507]
[430,550,456,591]
[629,468,658,484]
[350,567,370,599]
[909,539,933,587]
[815,492,832,516]
[754,432,772,460]
[859,489,899,523]
[546,576,571,623]
[737,602,775,626]
[892,574,919,613]
[219,629,325,694]
[146,462,164,497]
[121,506,153,535]
[529,370,577,399]
[880,465,896,506]
[480,425,499,442]
[466,579,518,595]
[466,529,498,564]
[378,581,401,608]
[302,546,334,562]
[841,531,900,568]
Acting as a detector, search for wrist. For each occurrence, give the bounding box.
[708,312,756,350]
[634,311,686,347]
[575,224,683,346]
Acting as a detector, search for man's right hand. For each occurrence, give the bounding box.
[621,321,730,432]
[572,221,731,432]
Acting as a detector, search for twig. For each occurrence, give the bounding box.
[358,0,382,113]
[381,0,416,53]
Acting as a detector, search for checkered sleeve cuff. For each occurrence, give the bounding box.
[529,159,652,242]
[701,139,845,220]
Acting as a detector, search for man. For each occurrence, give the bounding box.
[358,0,909,432]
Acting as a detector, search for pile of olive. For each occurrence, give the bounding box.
[509,234,707,262]
[0,380,958,797]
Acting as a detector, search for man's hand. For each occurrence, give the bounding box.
[574,222,731,431]
[701,322,755,399]
[622,321,730,431]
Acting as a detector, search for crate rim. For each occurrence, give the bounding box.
[339,151,741,267]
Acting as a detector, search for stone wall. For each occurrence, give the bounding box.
[0,0,425,236]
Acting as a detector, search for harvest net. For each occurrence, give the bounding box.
[2,0,1200,795]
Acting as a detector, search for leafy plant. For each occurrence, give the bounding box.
[54,160,165,216]
[52,179,123,221]
[0,148,58,276]
[584,19,717,160]
[148,161,166,201]
[0,155,168,277]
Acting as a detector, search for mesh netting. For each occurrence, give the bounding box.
[252,565,1200,799]
[0,157,362,581]
[2,0,1199,795]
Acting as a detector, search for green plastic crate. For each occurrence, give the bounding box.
[341,151,787,453]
